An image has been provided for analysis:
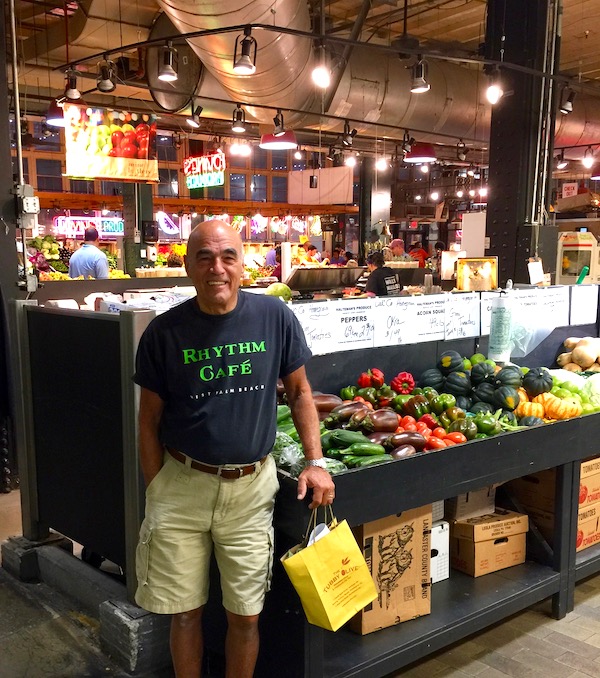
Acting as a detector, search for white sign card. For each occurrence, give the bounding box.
[291,301,337,355]
[372,296,415,347]
[444,293,481,340]
[570,285,599,326]
[512,287,570,330]
[480,291,501,335]
[330,299,375,350]
[409,294,446,343]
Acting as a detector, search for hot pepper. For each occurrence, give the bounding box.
[340,385,358,400]
[390,371,416,395]
[357,372,372,388]
[356,387,378,405]
[447,418,478,440]
[403,395,430,419]
[430,394,457,415]
[392,394,413,413]
[369,368,385,390]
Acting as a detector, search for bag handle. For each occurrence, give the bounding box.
[302,505,336,547]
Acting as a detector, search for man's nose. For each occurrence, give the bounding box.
[210,258,226,274]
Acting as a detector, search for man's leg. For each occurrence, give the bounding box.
[224,611,260,678]
[171,606,203,678]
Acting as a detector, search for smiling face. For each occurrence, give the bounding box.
[184,220,244,315]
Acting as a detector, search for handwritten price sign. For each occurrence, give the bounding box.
[445,293,481,340]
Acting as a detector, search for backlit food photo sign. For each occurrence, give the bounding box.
[53,216,124,238]
[183,151,226,189]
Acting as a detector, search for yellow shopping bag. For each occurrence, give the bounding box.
[281,508,378,632]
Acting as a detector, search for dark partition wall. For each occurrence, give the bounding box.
[27,309,125,566]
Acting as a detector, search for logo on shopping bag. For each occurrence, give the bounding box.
[342,557,350,565]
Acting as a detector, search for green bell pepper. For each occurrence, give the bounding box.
[431,394,457,415]
[448,418,478,440]
[445,406,466,422]
[340,385,357,400]
[356,387,378,405]
[392,394,413,412]
[422,387,440,403]
[403,395,430,419]
[474,413,502,436]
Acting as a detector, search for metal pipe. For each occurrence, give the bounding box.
[9,0,24,185]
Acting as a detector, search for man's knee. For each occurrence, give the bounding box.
[226,611,259,632]
[172,607,203,630]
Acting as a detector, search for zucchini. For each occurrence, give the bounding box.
[352,454,393,468]
[345,441,386,456]
[330,429,371,448]
[276,405,292,424]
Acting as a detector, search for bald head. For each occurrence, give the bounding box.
[188,219,243,256]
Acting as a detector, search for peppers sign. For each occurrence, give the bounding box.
[183,151,226,189]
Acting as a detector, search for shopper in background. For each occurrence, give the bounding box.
[265,245,277,267]
[300,243,321,264]
[431,241,445,274]
[272,245,282,281]
[330,247,346,265]
[408,241,430,268]
[365,251,401,296]
[68,227,109,279]
[389,239,412,262]
[133,219,334,678]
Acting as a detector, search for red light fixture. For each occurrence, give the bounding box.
[259,130,298,150]
[403,142,436,163]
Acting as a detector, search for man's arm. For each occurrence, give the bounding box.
[282,366,335,508]
[96,252,110,279]
[138,386,165,487]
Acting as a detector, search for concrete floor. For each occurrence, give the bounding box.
[4,489,600,677]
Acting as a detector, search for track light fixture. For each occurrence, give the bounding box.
[273,109,285,137]
[233,26,257,75]
[555,150,568,170]
[64,69,81,100]
[46,99,65,127]
[410,56,430,94]
[231,104,246,133]
[401,130,414,155]
[582,146,595,169]
[560,88,576,115]
[158,41,178,82]
[456,140,467,162]
[342,120,357,147]
[311,44,331,89]
[326,146,337,161]
[186,101,203,128]
[41,120,53,138]
[96,58,116,93]
[485,67,503,105]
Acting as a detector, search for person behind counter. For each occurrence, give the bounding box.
[272,245,282,281]
[68,227,109,279]
[330,247,346,266]
[408,241,430,268]
[389,239,412,262]
[365,251,401,296]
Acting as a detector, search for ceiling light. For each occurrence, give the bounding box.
[415,194,422,201]
[456,190,464,198]
[582,147,595,169]
[46,99,65,127]
[401,130,414,155]
[259,130,298,150]
[479,187,488,197]
[456,140,467,162]
[326,146,337,161]
[560,89,576,115]
[158,41,178,82]
[294,147,303,160]
[469,189,476,197]
[376,157,388,171]
[419,164,429,173]
[555,151,568,170]
[64,69,80,100]
[41,120,53,138]
[238,142,252,157]
[186,102,203,128]
[591,172,600,181]
[342,120,357,147]
[233,26,257,75]
[96,59,116,93]
[273,109,285,136]
[404,141,436,163]
[485,68,503,105]
[410,56,430,94]
[231,104,246,133]
[430,191,440,201]
[344,155,357,167]
[312,64,330,89]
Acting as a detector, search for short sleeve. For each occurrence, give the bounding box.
[133,321,168,399]
[96,254,110,279]
[279,305,312,378]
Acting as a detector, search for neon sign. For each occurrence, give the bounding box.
[183,151,226,189]
[53,216,124,238]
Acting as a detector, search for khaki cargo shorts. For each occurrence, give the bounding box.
[135,452,279,616]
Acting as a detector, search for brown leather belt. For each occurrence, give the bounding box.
[167,448,266,479]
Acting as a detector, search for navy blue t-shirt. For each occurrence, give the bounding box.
[134,292,311,464]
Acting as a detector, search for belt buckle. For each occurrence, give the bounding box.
[217,465,244,478]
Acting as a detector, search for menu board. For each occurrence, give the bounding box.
[444,293,481,340]
[330,299,375,351]
[291,301,337,355]
[570,285,599,326]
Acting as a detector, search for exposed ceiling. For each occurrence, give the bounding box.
[10,0,600,166]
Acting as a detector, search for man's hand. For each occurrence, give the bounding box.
[297,466,336,508]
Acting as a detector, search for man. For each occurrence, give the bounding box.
[389,238,412,262]
[408,241,430,268]
[68,227,109,279]
[133,219,334,678]
[365,251,401,296]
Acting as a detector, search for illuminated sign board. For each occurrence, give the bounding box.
[53,216,124,238]
[183,151,226,189]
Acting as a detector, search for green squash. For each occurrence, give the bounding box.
[472,382,497,404]
[470,362,496,386]
[519,415,545,427]
[493,385,520,411]
[522,367,553,398]
[469,401,494,415]
[455,395,473,411]
[494,366,523,389]
[437,350,465,376]
[443,371,472,396]
[418,368,445,390]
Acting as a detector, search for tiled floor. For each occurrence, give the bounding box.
[4,489,600,677]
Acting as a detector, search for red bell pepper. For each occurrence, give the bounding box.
[391,371,415,395]
[418,413,439,431]
[369,368,385,389]
[357,372,372,388]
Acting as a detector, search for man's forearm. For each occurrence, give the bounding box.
[288,390,323,460]
[139,428,164,487]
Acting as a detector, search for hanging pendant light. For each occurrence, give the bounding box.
[186,101,203,128]
[233,26,257,75]
[158,41,178,82]
[46,99,65,127]
[64,69,81,100]
[410,56,430,94]
[403,141,436,163]
[231,104,246,133]
[97,59,116,93]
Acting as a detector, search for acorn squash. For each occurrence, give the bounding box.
[519,415,545,427]
[470,362,496,386]
[469,401,494,415]
[522,367,553,398]
[437,350,465,376]
[418,368,445,390]
[443,371,472,396]
[493,385,520,411]
[494,366,523,389]
[472,382,497,404]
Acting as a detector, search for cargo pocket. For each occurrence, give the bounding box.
[136,525,153,586]
[264,528,275,593]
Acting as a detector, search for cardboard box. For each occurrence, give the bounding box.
[430,520,449,584]
[556,190,600,213]
[525,503,600,552]
[450,509,529,542]
[432,500,444,523]
[450,532,527,577]
[445,485,498,521]
[348,505,432,635]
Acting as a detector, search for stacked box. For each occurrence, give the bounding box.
[450,509,529,577]
[430,520,449,584]
[445,485,498,521]
[505,457,600,552]
[432,500,444,523]
[349,505,432,635]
